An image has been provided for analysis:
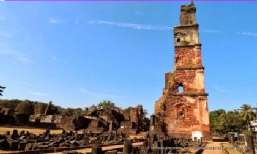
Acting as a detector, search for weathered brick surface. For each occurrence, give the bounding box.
[155,3,210,139]
[175,46,203,69]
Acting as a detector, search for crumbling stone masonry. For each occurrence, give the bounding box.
[155,2,210,139]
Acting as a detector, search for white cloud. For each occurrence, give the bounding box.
[50,56,57,61]
[18,81,35,88]
[88,20,170,31]
[30,91,48,97]
[0,32,12,39]
[202,29,221,33]
[0,49,32,63]
[48,18,62,24]
[237,32,257,37]
[74,18,80,25]
[17,56,32,63]
[211,85,228,94]
[79,88,121,99]
[135,11,144,15]
[0,16,6,21]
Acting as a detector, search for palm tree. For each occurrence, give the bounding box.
[0,85,6,96]
[240,104,255,126]
[240,104,256,154]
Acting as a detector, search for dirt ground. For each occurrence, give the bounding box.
[202,142,242,154]
[46,142,144,154]
[0,126,62,135]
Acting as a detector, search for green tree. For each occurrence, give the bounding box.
[98,100,115,109]
[210,106,256,135]
[225,110,243,132]
[61,108,83,116]
[0,86,6,96]
[240,104,255,126]
[210,109,226,135]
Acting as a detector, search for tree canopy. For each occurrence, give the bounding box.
[97,100,115,109]
[240,104,255,125]
[210,104,256,135]
[0,86,5,96]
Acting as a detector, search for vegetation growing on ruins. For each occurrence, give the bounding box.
[0,98,255,135]
[98,100,115,109]
[0,99,150,131]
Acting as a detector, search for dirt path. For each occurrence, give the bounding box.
[202,142,242,154]
[202,142,226,154]
[47,142,143,154]
[0,126,62,135]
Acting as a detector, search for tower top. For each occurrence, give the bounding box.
[180,2,197,26]
[174,2,200,47]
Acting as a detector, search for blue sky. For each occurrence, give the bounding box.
[0,1,257,114]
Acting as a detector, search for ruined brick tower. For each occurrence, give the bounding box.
[155,2,210,139]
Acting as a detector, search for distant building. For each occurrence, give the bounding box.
[29,101,62,128]
[120,105,145,134]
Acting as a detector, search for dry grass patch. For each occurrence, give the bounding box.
[0,127,63,135]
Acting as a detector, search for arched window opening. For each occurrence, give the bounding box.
[176,108,185,120]
[176,38,180,43]
[177,84,184,94]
